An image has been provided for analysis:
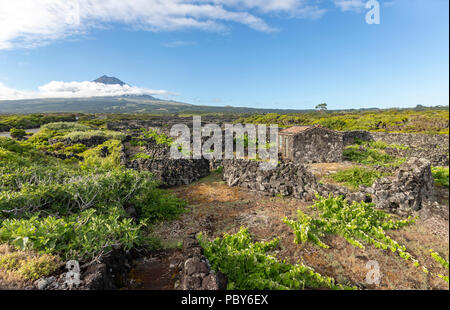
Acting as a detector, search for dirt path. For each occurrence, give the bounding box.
[150,171,449,290]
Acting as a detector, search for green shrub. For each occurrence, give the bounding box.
[131,152,152,160]
[0,168,185,220]
[284,195,421,268]
[198,227,354,290]
[343,144,405,167]
[10,128,27,139]
[429,250,449,283]
[62,130,126,142]
[0,207,146,261]
[64,143,87,154]
[0,251,60,281]
[327,167,386,189]
[79,139,123,170]
[41,122,90,132]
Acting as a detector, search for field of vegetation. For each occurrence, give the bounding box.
[0,108,448,290]
[235,107,449,134]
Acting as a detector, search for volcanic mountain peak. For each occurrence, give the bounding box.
[93,75,126,86]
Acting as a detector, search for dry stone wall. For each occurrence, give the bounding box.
[222,157,436,215]
[127,158,210,187]
[223,159,320,201]
[364,157,435,215]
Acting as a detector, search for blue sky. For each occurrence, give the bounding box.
[0,0,448,110]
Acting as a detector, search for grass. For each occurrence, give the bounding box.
[431,167,449,187]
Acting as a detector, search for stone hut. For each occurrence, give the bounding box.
[278,125,344,163]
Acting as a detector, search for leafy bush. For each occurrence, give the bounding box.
[327,167,386,190]
[198,227,354,290]
[343,144,405,167]
[0,114,77,132]
[62,130,126,142]
[367,140,409,150]
[429,250,449,283]
[284,195,421,267]
[0,168,186,221]
[235,107,449,134]
[131,152,152,160]
[64,143,87,154]
[79,139,123,170]
[0,207,146,261]
[139,129,173,145]
[431,166,449,187]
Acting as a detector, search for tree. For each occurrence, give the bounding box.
[315,103,328,113]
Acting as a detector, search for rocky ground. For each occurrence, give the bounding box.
[147,170,449,290]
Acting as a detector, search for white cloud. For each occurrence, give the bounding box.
[0,81,175,100]
[0,0,326,49]
[333,0,366,12]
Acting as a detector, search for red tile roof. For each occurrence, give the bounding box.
[279,126,313,135]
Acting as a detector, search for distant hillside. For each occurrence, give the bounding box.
[0,95,318,114]
[0,75,315,114]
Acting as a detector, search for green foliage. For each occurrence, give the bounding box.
[431,166,449,187]
[0,251,60,281]
[139,128,173,145]
[41,122,91,133]
[79,139,123,170]
[198,227,355,290]
[131,152,152,160]
[0,207,146,261]
[343,143,406,167]
[9,128,27,139]
[327,167,386,190]
[64,143,87,154]
[62,130,126,142]
[284,195,419,267]
[0,167,185,221]
[366,140,409,150]
[430,250,449,269]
